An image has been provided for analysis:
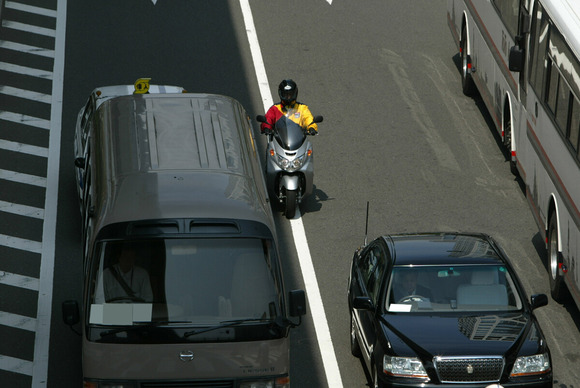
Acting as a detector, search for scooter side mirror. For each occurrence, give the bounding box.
[312,115,323,124]
[256,115,267,123]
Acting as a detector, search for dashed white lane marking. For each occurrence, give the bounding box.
[5,1,58,17]
[0,355,33,377]
[1,21,56,37]
[0,111,51,129]
[0,169,47,187]
[0,86,52,104]
[0,40,55,58]
[0,62,52,78]
[0,311,37,332]
[0,234,42,254]
[0,139,49,158]
[239,0,344,387]
[0,200,44,219]
[0,271,39,291]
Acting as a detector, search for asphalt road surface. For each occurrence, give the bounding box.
[0,0,578,387]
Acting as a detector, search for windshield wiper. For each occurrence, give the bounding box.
[99,320,192,338]
[183,318,280,338]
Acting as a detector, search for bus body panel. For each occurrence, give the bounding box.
[448,0,580,309]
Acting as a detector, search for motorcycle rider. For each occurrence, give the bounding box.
[260,79,318,136]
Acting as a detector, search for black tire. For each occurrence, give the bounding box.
[548,215,567,301]
[350,312,362,358]
[461,27,475,96]
[284,190,297,219]
[372,362,386,388]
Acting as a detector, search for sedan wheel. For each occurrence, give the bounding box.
[350,312,361,358]
[372,363,386,388]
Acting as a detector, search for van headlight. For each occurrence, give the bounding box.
[510,353,551,376]
[383,355,428,378]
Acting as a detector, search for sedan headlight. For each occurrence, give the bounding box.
[383,355,428,378]
[510,353,551,376]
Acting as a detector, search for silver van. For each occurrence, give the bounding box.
[63,79,306,388]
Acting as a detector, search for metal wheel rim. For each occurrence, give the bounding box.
[549,226,558,280]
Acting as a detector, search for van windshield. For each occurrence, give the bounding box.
[88,238,281,330]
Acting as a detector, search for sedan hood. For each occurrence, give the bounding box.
[382,312,542,358]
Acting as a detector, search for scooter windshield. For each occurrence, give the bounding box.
[274,117,306,151]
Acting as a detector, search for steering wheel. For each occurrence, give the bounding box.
[106,295,146,303]
[398,295,429,304]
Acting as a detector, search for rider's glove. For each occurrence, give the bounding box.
[308,127,317,136]
[262,127,272,135]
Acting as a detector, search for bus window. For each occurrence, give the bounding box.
[529,3,549,97]
[570,98,580,154]
[493,0,520,38]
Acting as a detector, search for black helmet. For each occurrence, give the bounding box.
[278,79,298,106]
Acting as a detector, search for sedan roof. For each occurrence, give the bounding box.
[384,233,506,266]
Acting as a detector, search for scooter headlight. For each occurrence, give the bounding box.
[276,155,291,169]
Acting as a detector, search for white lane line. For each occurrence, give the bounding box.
[0,169,47,187]
[0,233,42,254]
[0,139,49,158]
[5,1,58,18]
[0,111,51,129]
[0,40,55,58]
[239,1,344,386]
[0,200,44,219]
[0,62,53,78]
[31,0,66,385]
[0,311,37,332]
[0,86,52,104]
[0,271,39,291]
[0,355,33,377]
[1,21,56,37]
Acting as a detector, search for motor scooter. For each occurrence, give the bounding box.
[256,114,323,219]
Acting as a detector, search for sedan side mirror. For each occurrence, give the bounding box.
[353,296,374,311]
[530,293,548,310]
[289,289,307,317]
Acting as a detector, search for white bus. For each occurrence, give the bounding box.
[447,0,580,309]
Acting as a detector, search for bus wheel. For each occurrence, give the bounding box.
[461,27,474,96]
[548,215,567,302]
[504,115,517,175]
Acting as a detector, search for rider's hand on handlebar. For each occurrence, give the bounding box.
[307,127,317,136]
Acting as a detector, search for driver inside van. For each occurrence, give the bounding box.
[94,242,153,303]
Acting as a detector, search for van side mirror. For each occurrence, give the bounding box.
[509,45,524,72]
[74,157,85,169]
[289,289,306,317]
[62,300,80,326]
[530,293,548,310]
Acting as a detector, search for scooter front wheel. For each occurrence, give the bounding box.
[284,190,297,219]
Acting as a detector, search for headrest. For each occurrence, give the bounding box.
[471,269,498,285]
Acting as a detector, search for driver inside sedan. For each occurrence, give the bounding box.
[392,269,433,303]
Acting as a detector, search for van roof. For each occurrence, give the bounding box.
[92,93,270,228]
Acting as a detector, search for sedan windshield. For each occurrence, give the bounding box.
[88,238,281,326]
[386,265,523,312]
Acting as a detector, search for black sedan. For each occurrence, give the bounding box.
[348,232,552,387]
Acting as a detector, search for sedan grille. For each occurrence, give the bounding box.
[434,356,504,383]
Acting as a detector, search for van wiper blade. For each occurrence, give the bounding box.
[183,318,276,338]
[99,320,192,338]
